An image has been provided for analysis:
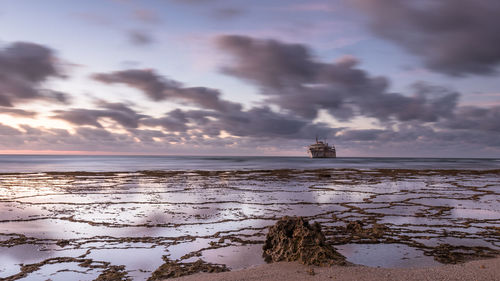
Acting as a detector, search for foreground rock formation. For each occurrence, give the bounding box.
[262,216,347,266]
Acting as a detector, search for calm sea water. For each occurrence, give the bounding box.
[0,155,499,172]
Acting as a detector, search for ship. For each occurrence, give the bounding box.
[307,137,336,158]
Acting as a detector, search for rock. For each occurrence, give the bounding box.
[346,221,364,233]
[148,259,228,280]
[95,265,130,281]
[56,239,70,248]
[262,216,347,266]
[344,220,387,240]
[428,244,466,264]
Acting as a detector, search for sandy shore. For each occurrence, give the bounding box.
[168,257,500,281]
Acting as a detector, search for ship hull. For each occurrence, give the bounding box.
[308,150,336,158]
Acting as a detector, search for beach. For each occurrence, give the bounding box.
[0,157,499,280]
[169,257,500,281]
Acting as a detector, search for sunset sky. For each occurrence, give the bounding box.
[0,0,499,157]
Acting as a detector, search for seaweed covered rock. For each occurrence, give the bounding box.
[147,258,228,280]
[263,216,347,266]
[95,265,130,281]
[344,220,388,240]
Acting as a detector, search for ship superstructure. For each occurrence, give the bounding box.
[307,137,336,158]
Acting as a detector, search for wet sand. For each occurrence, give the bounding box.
[0,169,499,280]
[169,257,500,281]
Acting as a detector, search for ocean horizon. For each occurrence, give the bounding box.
[0,155,499,173]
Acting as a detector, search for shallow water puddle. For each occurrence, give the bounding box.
[336,244,438,268]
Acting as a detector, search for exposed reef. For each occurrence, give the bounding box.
[0,168,498,280]
[263,216,347,266]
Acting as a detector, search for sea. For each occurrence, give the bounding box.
[0,155,499,172]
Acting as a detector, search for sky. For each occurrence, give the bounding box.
[0,0,499,157]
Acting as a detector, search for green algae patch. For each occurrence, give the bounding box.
[262,216,347,266]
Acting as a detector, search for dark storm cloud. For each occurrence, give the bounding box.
[92,69,242,112]
[0,42,67,106]
[216,35,459,122]
[53,101,148,128]
[128,30,154,46]
[354,0,500,76]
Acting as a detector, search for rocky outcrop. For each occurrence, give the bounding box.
[262,216,347,266]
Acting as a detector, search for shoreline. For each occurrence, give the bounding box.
[169,257,500,281]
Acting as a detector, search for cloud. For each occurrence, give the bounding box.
[1,35,490,156]
[128,30,155,46]
[132,9,161,24]
[286,3,337,12]
[212,8,245,20]
[3,115,498,156]
[92,69,242,112]
[0,41,68,106]
[141,109,190,132]
[353,0,500,76]
[0,107,37,117]
[169,0,218,4]
[216,35,317,88]
[0,124,23,136]
[85,36,499,155]
[216,35,459,122]
[333,124,500,158]
[75,12,114,26]
[52,101,148,128]
[214,107,337,139]
[440,106,500,132]
[142,105,339,140]
[338,129,385,141]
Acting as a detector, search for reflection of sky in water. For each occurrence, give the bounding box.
[199,245,267,270]
[336,244,438,268]
[22,262,98,281]
[86,245,166,280]
[0,169,499,280]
